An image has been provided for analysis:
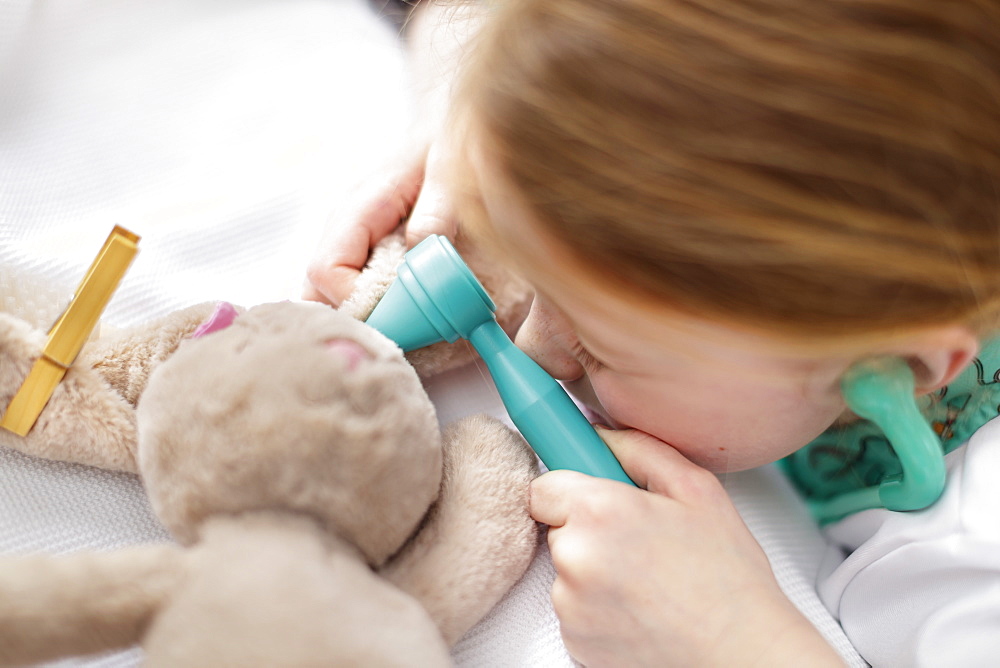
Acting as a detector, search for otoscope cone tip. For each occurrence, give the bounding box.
[365,277,446,352]
[366,235,497,349]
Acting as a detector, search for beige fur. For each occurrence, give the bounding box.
[0,273,539,664]
[0,544,183,663]
[383,415,541,645]
[85,302,232,407]
[0,303,224,473]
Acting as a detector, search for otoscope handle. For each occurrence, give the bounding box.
[468,320,636,485]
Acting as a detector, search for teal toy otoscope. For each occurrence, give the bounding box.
[366,235,635,486]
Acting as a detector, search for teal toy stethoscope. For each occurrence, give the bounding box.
[787,358,947,524]
[367,235,955,519]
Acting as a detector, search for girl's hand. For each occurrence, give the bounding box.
[304,1,482,306]
[303,142,457,306]
[531,427,844,667]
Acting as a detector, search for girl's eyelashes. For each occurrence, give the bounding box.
[571,340,605,374]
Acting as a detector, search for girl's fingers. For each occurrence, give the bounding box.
[529,469,596,528]
[304,158,426,305]
[598,427,725,503]
[304,224,378,305]
[529,428,724,530]
[404,144,458,246]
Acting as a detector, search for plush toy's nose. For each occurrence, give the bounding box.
[324,339,371,371]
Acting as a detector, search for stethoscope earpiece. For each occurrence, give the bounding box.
[795,358,947,523]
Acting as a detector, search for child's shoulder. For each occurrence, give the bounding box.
[818,422,1000,666]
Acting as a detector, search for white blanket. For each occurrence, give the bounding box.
[0,1,864,665]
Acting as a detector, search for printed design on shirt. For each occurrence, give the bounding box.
[927,353,1000,450]
[931,397,966,442]
[799,433,900,494]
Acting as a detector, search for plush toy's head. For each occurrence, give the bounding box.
[137,301,443,565]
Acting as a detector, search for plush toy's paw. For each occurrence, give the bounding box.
[0,544,183,666]
[340,233,533,378]
[381,414,540,645]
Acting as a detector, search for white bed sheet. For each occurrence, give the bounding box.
[0,1,864,665]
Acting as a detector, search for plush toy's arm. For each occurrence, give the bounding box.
[0,543,185,667]
[381,414,540,645]
[141,514,452,667]
[0,312,140,472]
[0,303,227,472]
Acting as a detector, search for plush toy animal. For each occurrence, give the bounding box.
[0,238,539,666]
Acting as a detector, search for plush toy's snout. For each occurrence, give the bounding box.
[324,338,372,370]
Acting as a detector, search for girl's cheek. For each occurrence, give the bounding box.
[589,374,700,458]
[588,375,647,432]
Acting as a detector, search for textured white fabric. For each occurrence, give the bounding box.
[821,418,1000,667]
[0,1,862,665]
[723,467,866,666]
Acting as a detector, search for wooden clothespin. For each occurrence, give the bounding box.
[1,226,140,436]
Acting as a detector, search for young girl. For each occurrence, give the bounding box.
[306,1,1000,665]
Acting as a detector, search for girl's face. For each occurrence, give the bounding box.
[514,285,852,472]
[472,158,855,473]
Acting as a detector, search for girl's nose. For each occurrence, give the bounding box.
[514,296,586,381]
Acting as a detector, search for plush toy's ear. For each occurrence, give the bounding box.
[190,301,240,339]
[337,234,409,324]
[0,543,185,666]
[340,233,533,378]
[380,415,539,645]
[84,302,240,407]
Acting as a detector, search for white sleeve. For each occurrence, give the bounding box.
[819,416,1000,667]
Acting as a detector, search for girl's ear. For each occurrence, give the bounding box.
[897,325,980,395]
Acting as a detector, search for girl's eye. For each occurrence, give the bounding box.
[571,340,605,374]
